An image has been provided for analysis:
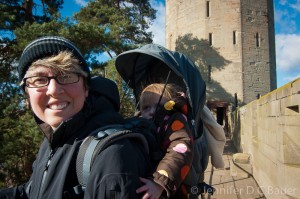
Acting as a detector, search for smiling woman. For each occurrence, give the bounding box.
[17,36,91,129]
[0,36,151,199]
[24,65,88,129]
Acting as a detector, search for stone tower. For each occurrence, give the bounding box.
[165,0,277,107]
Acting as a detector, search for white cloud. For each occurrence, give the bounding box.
[290,0,300,12]
[276,34,300,72]
[75,0,88,7]
[149,0,166,46]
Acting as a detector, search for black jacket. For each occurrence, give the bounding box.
[0,76,151,199]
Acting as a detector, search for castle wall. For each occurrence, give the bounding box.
[230,78,300,198]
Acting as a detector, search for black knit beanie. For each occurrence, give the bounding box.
[18,36,91,83]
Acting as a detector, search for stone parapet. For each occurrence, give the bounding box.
[231,78,300,199]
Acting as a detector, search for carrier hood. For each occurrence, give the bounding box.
[115,44,206,137]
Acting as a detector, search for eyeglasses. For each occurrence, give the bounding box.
[23,73,80,88]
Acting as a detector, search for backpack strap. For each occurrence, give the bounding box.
[71,125,149,197]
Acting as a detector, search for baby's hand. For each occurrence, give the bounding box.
[136,177,164,199]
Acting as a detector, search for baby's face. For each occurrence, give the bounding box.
[140,95,166,120]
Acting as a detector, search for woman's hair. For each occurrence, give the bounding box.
[139,83,184,107]
[23,51,89,88]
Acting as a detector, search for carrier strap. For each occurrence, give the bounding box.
[77,126,149,189]
[82,128,125,186]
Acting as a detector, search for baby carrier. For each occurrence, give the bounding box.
[115,44,214,198]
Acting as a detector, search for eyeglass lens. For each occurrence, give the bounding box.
[25,74,79,88]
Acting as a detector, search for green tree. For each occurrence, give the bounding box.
[14,0,156,66]
[0,0,155,187]
[105,60,136,118]
[0,105,41,187]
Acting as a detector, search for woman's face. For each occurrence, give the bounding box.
[25,66,88,129]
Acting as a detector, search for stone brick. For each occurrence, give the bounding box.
[284,126,300,144]
[277,83,292,99]
[291,78,300,94]
[267,100,280,117]
[290,93,300,107]
[233,153,250,164]
[277,127,300,165]
[277,163,300,199]
[230,159,252,178]
[259,141,277,163]
[278,143,300,165]
[279,115,300,126]
[258,92,271,105]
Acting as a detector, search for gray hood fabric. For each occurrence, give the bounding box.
[115,44,206,138]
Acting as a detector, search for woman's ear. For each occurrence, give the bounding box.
[25,98,31,109]
[24,89,31,109]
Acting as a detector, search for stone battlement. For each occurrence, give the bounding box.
[230,78,300,199]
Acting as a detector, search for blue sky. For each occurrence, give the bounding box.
[274,0,300,87]
[62,0,300,88]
